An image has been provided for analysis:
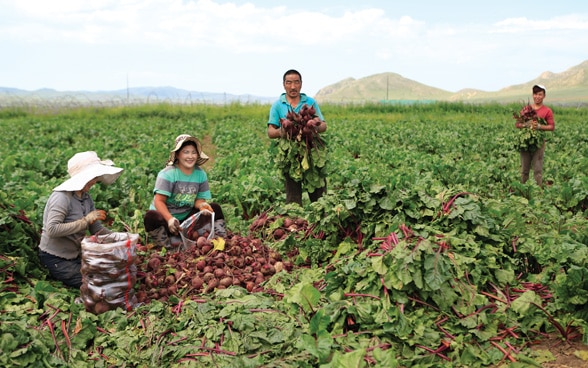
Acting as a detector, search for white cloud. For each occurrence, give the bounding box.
[1,0,586,95]
[493,15,588,32]
[1,1,426,49]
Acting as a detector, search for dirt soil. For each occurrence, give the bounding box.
[525,335,588,367]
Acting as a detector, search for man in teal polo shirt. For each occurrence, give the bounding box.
[267,69,328,205]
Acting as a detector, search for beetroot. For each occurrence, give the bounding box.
[219,277,233,288]
[213,268,226,279]
[135,232,298,303]
[196,260,206,271]
[147,257,161,272]
[191,277,204,289]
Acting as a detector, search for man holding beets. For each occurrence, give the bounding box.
[267,69,328,205]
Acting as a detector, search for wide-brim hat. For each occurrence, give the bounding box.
[54,151,123,192]
[167,134,209,166]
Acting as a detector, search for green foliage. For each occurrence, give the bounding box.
[1,103,587,366]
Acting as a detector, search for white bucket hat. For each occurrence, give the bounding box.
[53,151,123,192]
[166,134,209,166]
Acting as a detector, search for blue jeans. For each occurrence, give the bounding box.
[39,250,82,288]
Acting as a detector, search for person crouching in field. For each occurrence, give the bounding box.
[144,134,227,248]
[515,84,555,187]
[38,151,124,288]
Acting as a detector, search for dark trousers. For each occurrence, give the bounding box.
[39,250,82,288]
[285,175,326,206]
[520,142,546,187]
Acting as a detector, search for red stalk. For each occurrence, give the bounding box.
[46,320,63,360]
[480,291,509,305]
[167,337,189,346]
[61,319,72,352]
[490,341,516,362]
[416,344,451,361]
[442,192,470,214]
[408,296,440,311]
[197,346,237,356]
[380,277,389,298]
[435,317,456,340]
[465,303,497,317]
[344,293,381,300]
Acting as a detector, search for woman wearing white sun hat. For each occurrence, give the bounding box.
[38,151,123,288]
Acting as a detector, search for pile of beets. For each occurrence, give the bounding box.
[134,215,308,304]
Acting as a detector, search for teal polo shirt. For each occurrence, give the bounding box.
[267,93,325,127]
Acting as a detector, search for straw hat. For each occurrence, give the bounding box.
[53,151,123,192]
[166,134,209,166]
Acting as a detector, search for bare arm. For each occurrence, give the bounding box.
[153,193,174,222]
[267,124,284,139]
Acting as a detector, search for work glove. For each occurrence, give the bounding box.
[199,203,213,214]
[167,217,180,234]
[84,210,107,225]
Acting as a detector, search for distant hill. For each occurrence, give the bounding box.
[315,60,588,105]
[2,60,587,107]
[0,86,274,106]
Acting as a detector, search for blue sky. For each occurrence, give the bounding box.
[1,0,587,97]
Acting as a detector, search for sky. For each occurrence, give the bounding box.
[1,0,588,97]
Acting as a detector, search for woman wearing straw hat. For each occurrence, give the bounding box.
[143,134,227,249]
[38,151,124,288]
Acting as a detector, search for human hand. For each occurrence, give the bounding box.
[167,217,180,234]
[84,210,107,225]
[198,202,213,214]
[530,120,538,130]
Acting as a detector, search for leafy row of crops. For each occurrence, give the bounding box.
[1,102,587,367]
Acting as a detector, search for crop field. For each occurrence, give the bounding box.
[1,102,588,367]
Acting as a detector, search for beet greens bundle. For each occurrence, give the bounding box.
[273,104,327,193]
[513,103,547,152]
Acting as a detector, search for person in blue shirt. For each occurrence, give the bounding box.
[267,69,328,205]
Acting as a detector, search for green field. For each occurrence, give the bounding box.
[1,102,587,367]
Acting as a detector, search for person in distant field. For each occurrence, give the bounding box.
[267,69,328,205]
[514,84,555,187]
[144,134,227,249]
[38,151,124,288]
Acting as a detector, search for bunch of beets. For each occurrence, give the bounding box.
[512,102,546,152]
[280,104,323,145]
[249,212,310,241]
[513,103,539,124]
[135,232,294,304]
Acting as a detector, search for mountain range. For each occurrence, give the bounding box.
[315,60,588,105]
[2,60,587,106]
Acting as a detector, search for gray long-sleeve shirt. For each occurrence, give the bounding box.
[39,191,109,259]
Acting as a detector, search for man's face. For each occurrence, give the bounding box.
[533,91,545,105]
[283,74,302,99]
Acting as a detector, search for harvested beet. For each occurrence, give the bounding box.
[219,277,233,288]
[191,277,204,289]
[135,231,297,304]
[147,257,161,272]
